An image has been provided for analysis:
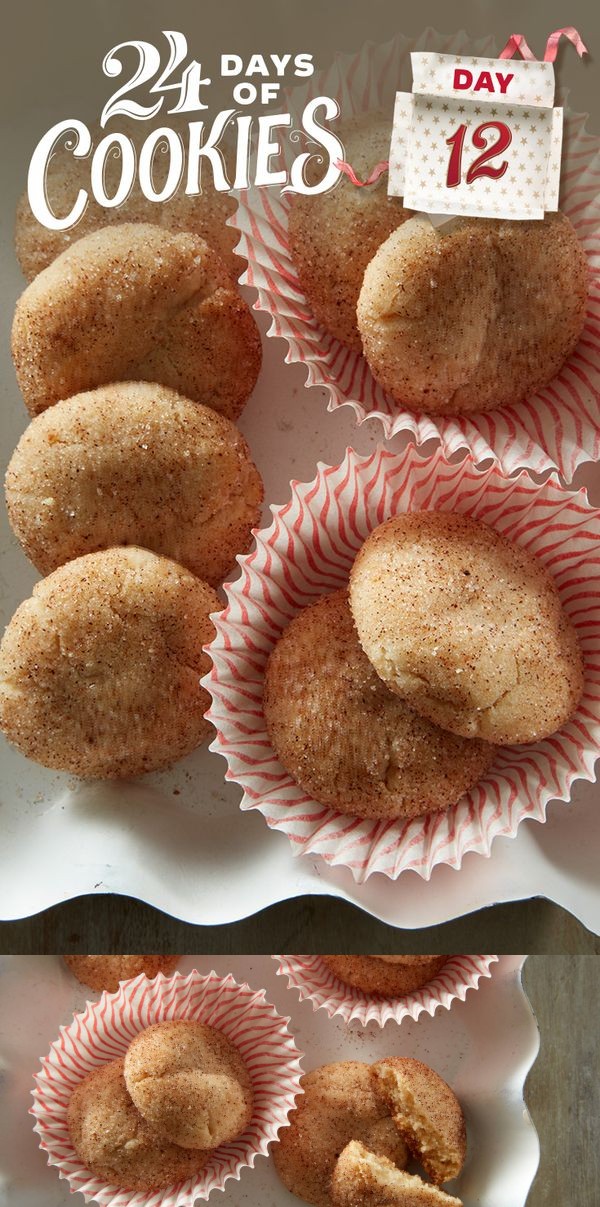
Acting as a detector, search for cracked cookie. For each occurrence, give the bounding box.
[350,511,583,745]
[357,212,587,414]
[264,589,495,819]
[124,1020,253,1150]
[0,546,220,777]
[331,1142,463,1207]
[273,1061,409,1207]
[11,223,262,421]
[371,1058,466,1186]
[67,1058,210,1190]
[5,381,263,584]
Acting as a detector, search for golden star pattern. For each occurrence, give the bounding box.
[388,51,562,220]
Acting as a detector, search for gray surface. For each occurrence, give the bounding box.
[524,955,598,1206]
[1,894,598,954]
[4,0,599,125]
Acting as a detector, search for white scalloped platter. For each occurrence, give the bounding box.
[1,96,599,934]
[0,955,539,1207]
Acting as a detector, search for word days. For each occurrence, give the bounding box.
[27,32,344,231]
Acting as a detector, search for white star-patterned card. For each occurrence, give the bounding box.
[388,52,563,219]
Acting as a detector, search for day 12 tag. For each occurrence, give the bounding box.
[388,50,563,220]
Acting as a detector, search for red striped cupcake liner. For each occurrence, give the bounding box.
[275,954,498,1027]
[204,444,600,882]
[30,970,304,1206]
[233,30,600,480]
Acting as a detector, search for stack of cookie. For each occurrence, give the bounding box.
[274,1058,466,1206]
[0,181,264,778]
[288,112,588,416]
[264,510,583,822]
[67,1019,254,1192]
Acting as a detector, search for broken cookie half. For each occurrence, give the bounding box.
[371,1058,466,1186]
[331,1142,463,1207]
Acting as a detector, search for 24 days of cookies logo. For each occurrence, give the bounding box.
[27,30,346,232]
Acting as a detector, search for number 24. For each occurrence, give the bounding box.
[446,121,512,189]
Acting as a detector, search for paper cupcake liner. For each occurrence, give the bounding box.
[274,954,498,1027]
[204,443,600,883]
[233,29,600,480]
[31,970,304,1206]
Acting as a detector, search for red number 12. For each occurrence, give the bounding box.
[446,121,512,189]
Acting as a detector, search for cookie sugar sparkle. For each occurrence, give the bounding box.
[349,510,583,745]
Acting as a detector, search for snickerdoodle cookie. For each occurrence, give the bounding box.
[264,590,495,819]
[321,956,449,997]
[288,113,411,349]
[67,1058,209,1190]
[331,1142,463,1207]
[273,1062,409,1207]
[0,546,220,777]
[350,512,583,745]
[371,1058,466,1185]
[6,382,263,583]
[357,212,587,414]
[12,223,261,421]
[64,956,180,993]
[15,117,242,282]
[124,1020,253,1149]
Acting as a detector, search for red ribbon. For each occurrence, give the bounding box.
[499,33,536,61]
[334,158,389,186]
[543,27,588,62]
[499,27,588,62]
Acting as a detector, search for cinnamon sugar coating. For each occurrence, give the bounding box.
[273,1061,409,1207]
[371,1058,466,1186]
[350,512,583,745]
[321,955,448,996]
[264,589,495,819]
[12,223,261,421]
[357,212,588,414]
[15,117,243,282]
[64,955,180,993]
[67,1058,210,1191]
[332,1141,463,1207]
[6,382,263,583]
[0,546,220,777]
[124,1020,253,1150]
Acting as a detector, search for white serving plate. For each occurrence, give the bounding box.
[0,322,599,931]
[0,955,539,1207]
[1,109,599,933]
